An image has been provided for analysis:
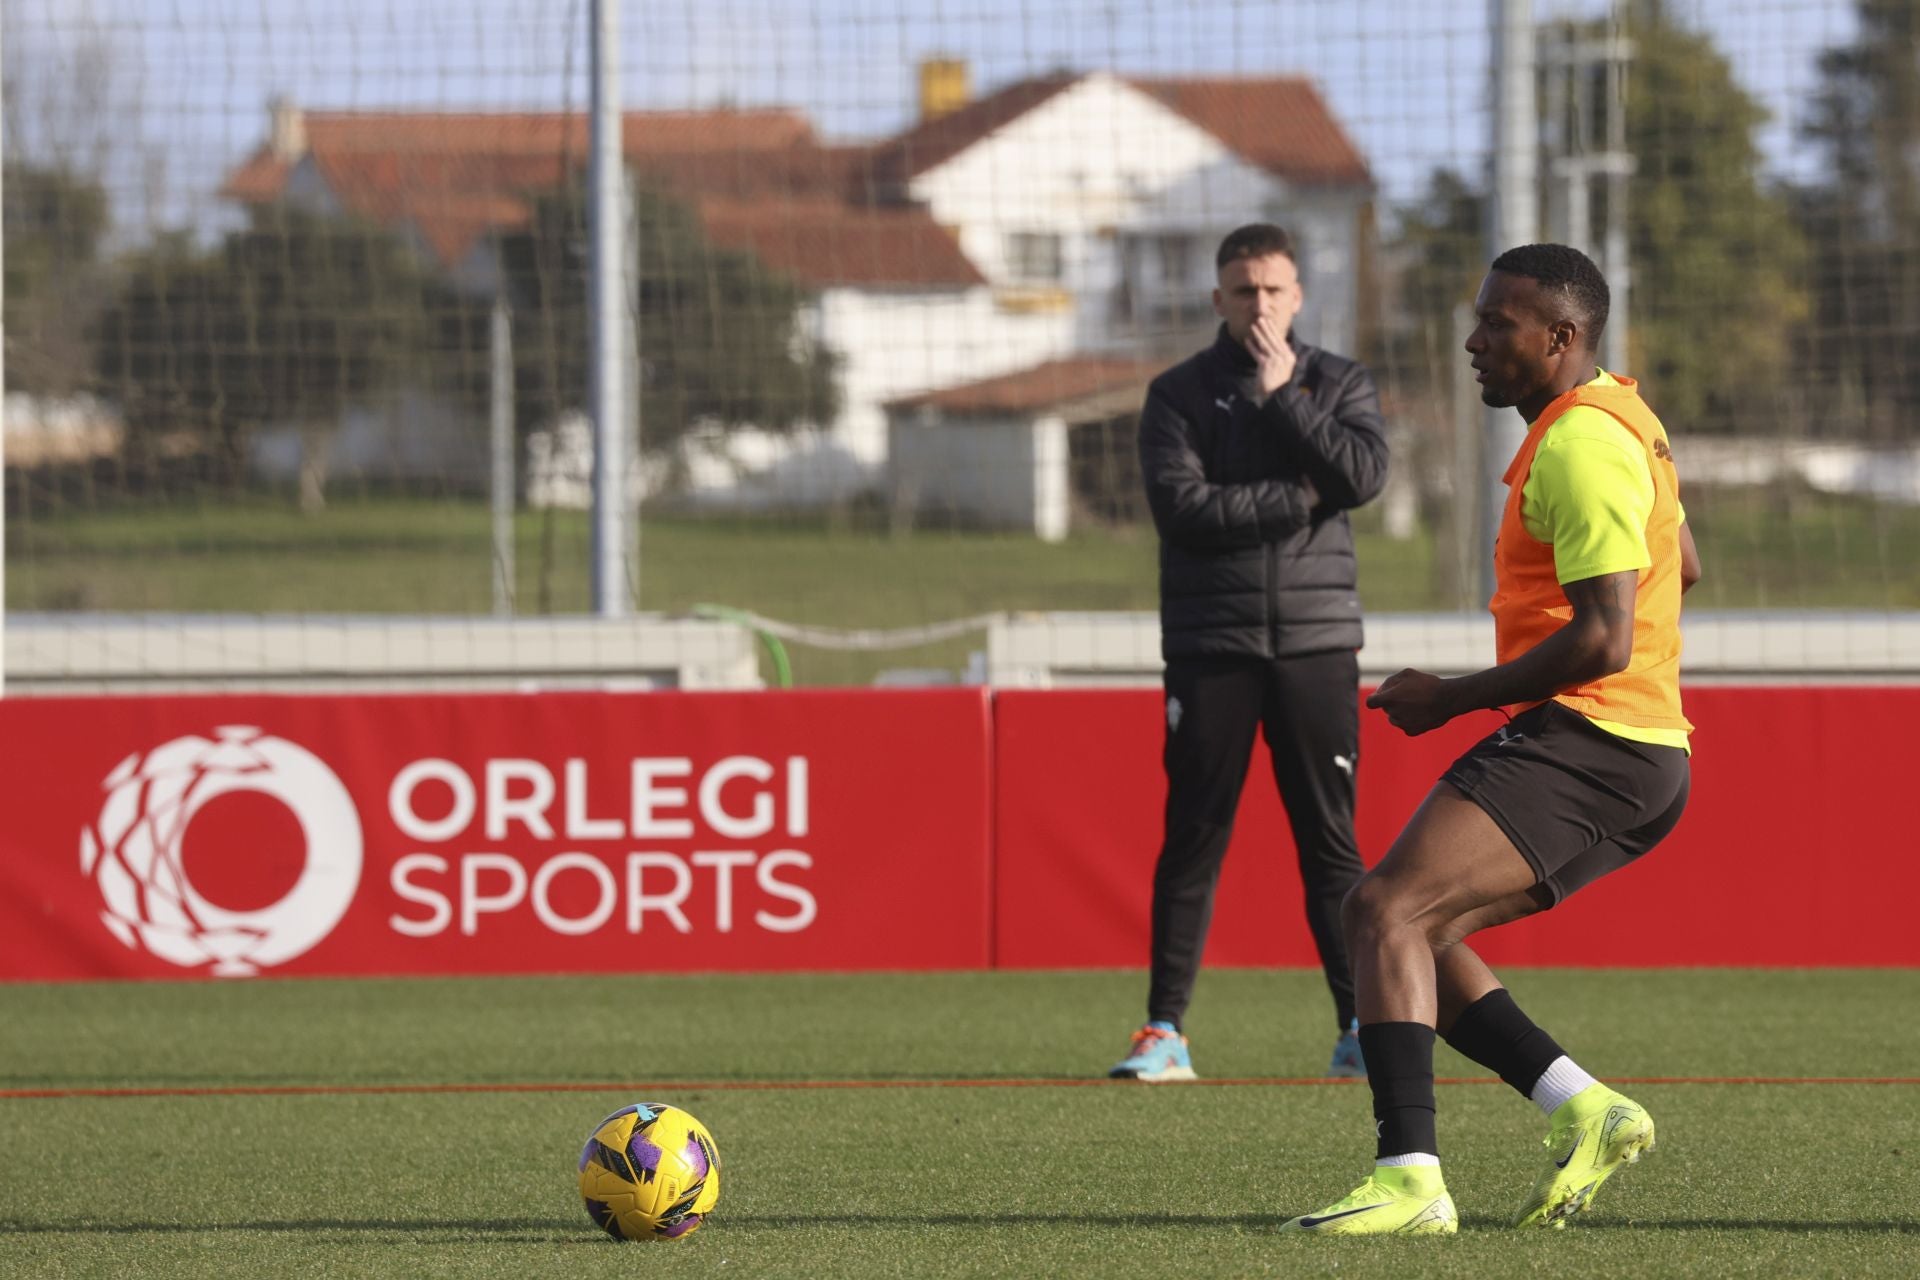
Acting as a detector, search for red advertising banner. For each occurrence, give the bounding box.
[993,685,1920,968]
[5,683,1911,980]
[0,690,994,980]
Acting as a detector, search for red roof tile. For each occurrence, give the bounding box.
[696,197,982,289]
[222,107,821,204]
[296,149,566,263]
[1129,77,1371,186]
[310,150,568,214]
[888,355,1159,415]
[639,145,881,205]
[301,108,817,157]
[222,108,974,284]
[220,153,294,203]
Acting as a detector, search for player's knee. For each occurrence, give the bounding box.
[1340,874,1398,945]
[1344,873,1464,951]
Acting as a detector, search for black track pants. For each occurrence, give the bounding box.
[1147,649,1364,1032]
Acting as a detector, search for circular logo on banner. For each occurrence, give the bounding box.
[81,726,363,976]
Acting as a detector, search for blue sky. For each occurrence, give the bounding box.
[2,0,1861,240]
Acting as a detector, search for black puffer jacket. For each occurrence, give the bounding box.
[1138,326,1390,660]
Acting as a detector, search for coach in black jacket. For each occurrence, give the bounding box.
[1110,223,1388,1084]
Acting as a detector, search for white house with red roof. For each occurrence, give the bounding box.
[221,67,1370,512]
[867,70,1371,356]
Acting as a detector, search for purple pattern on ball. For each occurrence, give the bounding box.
[682,1136,710,1179]
[628,1133,664,1172]
[660,1214,701,1238]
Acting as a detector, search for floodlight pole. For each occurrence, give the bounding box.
[1480,0,1537,604]
[588,0,632,617]
[1599,1,1633,377]
[1543,4,1634,375]
[490,295,515,617]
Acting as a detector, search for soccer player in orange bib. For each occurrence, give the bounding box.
[1282,243,1700,1235]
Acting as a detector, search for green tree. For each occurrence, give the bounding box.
[1608,0,1807,433]
[1376,166,1484,391]
[1381,3,1806,433]
[3,162,110,394]
[94,208,448,507]
[1798,0,1920,438]
[499,178,840,459]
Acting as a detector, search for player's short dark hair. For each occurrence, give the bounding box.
[1490,243,1610,348]
[1216,223,1297,271]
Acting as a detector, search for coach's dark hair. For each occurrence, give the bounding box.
[1216,223,1297,271]
[1490,243,1610,349]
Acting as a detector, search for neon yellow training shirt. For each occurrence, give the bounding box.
[1519,370,1691,751]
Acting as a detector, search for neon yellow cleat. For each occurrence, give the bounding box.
[1280,1165,1458,1236]
[1513,1085,1656,1229]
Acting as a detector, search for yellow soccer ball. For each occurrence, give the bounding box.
[577,1102,721,1241]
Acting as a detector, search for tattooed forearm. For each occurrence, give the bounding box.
[1563,572,1638,673]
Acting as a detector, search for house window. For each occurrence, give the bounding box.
[1006,231,1065,283]
[1155,234,1195,288]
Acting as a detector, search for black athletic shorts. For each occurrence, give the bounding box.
[1441,700,1690,905]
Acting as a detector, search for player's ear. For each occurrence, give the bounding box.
[1547,318,1578,356]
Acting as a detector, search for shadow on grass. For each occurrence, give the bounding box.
[1539,1218,1920,1235]
[0,1217,590,1241]
[1456,1212,1919,1234]
[2,1212,1291,1237]
[725,1211,1920,1236]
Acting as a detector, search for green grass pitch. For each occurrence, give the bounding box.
[2,968,1916,1277]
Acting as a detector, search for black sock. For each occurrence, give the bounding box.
[1441,988,1565,1099]
[1357,1022,1437,1159]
